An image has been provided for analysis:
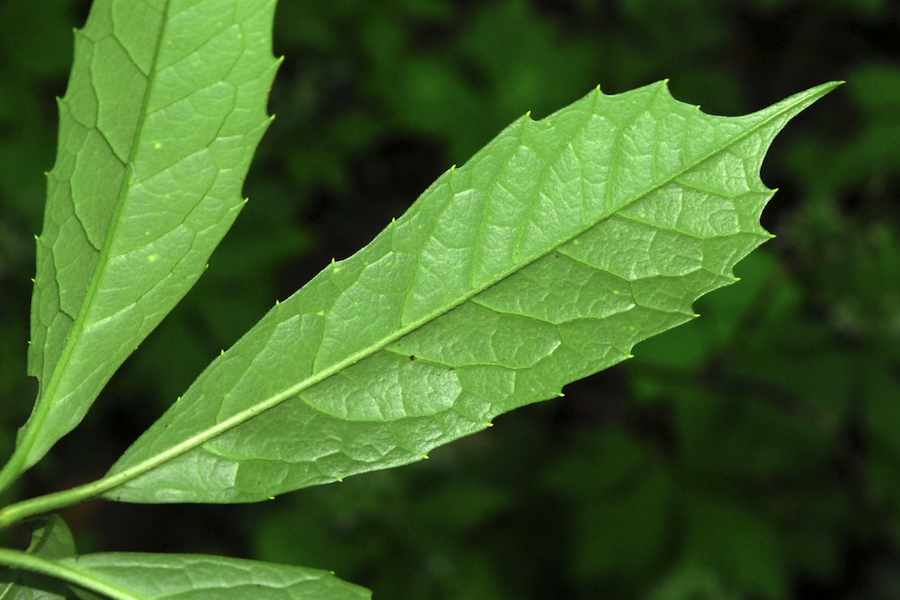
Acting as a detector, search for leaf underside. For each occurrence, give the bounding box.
[101,80,839,503]
[0,515,75,600]
[59,553,370,600]
[18,0,278,473]
[1,551,369,600]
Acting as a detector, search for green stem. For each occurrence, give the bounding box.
[0,474,120,529]
[0,450,26,498]
[0,548,140,600]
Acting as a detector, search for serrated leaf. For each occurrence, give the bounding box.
[100,80,839,503]
[0,552,369,600]
[9,0,279,479]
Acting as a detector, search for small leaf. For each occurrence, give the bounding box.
[102,81,840,503]
[9,0,279,479]
[0,515,76,600]
[25,515,76,560]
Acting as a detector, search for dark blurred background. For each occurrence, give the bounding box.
[1,0,899,598]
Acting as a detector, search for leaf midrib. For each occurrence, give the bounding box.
[18,1,173,467]
[0,549,140,600]
[104,84,803,491]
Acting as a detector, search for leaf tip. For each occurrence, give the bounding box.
[220,349,225,357]
[422,454,429,460]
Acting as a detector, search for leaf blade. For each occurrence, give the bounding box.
[0,515,76,600]
[0,551,369,600]
[59,553,371,600]
[12,0,278,477]
[103,81,841,503]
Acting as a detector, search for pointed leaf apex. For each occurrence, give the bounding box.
[102,81,838,504]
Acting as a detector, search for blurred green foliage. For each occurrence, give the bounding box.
[0,0,898,598]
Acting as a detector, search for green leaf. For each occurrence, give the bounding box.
[0,515,76,600]
[99,80,840,504]
[6,0,279,482]
[0,551,369,600]
[24,515,76,560]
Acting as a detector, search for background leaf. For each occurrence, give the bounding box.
[99,81,838,503]
[0,515,75,600]
[4,0,279,482]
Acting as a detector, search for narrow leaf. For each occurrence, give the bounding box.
[102,81,840,503]
[9,0,279,478]
[0,552,369,600]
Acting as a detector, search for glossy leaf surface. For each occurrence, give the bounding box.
[103,81,840,503]
[12,0,279,477]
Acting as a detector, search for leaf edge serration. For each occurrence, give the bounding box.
[95,80,842,504]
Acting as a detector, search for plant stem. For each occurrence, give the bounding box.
[0,548,140,600]
[0,475,120,529]
[0,447,28,499]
